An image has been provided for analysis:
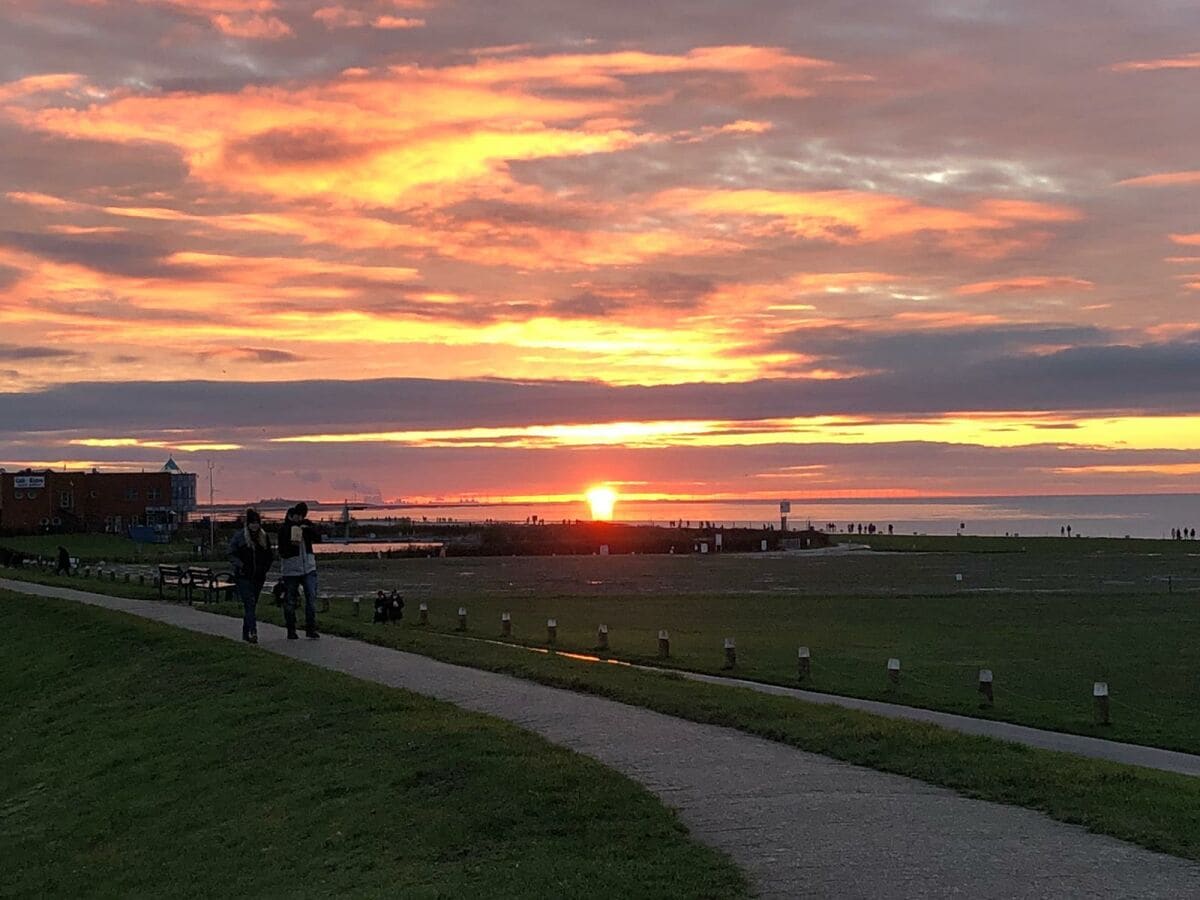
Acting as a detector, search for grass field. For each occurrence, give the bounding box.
[0,590,747,898]
[311,547,1200,753]
[0,532,196,563]
[4,570,1200,863]
[8,541,1200,751]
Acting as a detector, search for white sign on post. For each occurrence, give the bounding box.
[14,476,45,489]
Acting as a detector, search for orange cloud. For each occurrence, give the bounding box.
[101,0,297,39]
[0,73,87,103]
[1118,171,1200,187]
[1170,233,1200,246]
[314,5,425,29]
[954,276,1094,296]
[1111,52,1200,72]
[650,188,1080,249]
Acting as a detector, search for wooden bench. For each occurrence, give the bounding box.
[157,565,190,602]
[187,566,236,603]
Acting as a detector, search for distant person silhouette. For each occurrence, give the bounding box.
[55,545,70,576]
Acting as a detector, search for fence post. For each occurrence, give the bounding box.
[978,668,993,706]
[798,646,811,680]
[1093,682,1110,725]
[501,612,512,637]
[658,629,670,658]
[723,637,736,669]
[418,602,428,625]
[457,607,467,631]
[597,623,609,651]
[887,657,901,685]
[546,618,557,645]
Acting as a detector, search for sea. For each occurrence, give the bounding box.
[334,493,1200,540]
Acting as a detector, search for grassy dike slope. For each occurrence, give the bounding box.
[0,591,747,899]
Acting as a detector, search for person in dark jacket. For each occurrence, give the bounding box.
[277,502,320,639]
[229,508,274,643]
[55,545,71,576]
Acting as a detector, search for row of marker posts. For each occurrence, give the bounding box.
[47,560,143,586]
[410,604,1118,726]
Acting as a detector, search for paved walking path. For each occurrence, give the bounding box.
[6,578,1200,899]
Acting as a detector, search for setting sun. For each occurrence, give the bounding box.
[586,485,618,521]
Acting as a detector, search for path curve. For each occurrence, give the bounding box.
[5,579,1200,899]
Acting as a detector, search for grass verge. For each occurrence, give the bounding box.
[0,590,748,899]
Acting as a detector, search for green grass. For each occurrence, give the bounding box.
[207,596,1200,862]
[6,547,1200,752]
[6,571,1200,862]
[311,550,1200,754]
[1,533,196,563]
[0,590,748,899]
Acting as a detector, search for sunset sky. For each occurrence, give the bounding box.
[2,1,1199,504]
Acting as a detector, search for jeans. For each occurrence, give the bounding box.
[236,577,262,638]
[283,571,318,633]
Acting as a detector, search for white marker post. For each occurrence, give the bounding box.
[798,646,811,680]
[723,637,737,669]
[457,606,467,631]
[501,611,512,637]
[547,618,557,645]
[353,597,360,618]
[955,573,963,583]
[597,623,609,652]
[978,668,994,706]
[418,602,428,625]
[599,544,609,556]
[1094,682,1110,725]
[658,629,670,658]
[887,657,901,685]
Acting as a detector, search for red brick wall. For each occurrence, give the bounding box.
[1,470,175,533]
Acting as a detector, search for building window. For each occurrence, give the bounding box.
[14,492,23,500]
[60,491,74,509]
[124,487,139,500]
[147,488,161,501]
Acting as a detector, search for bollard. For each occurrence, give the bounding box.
[457,607,467,631]
[798,646,811,680]
[887,657,901,685]
[723,637,736,669]
[978,668,994,706]
[1093,682,1110,725]
[501,612,512,637]
[418,602,428,625]
[353,597,361,618]
[597,623,609,651]
[658,629,670,658]
[546,618,557,645]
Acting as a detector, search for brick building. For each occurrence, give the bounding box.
[0,459,197,535]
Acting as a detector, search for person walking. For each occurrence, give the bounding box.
[229,508,274,644]
[278,502,320,639]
